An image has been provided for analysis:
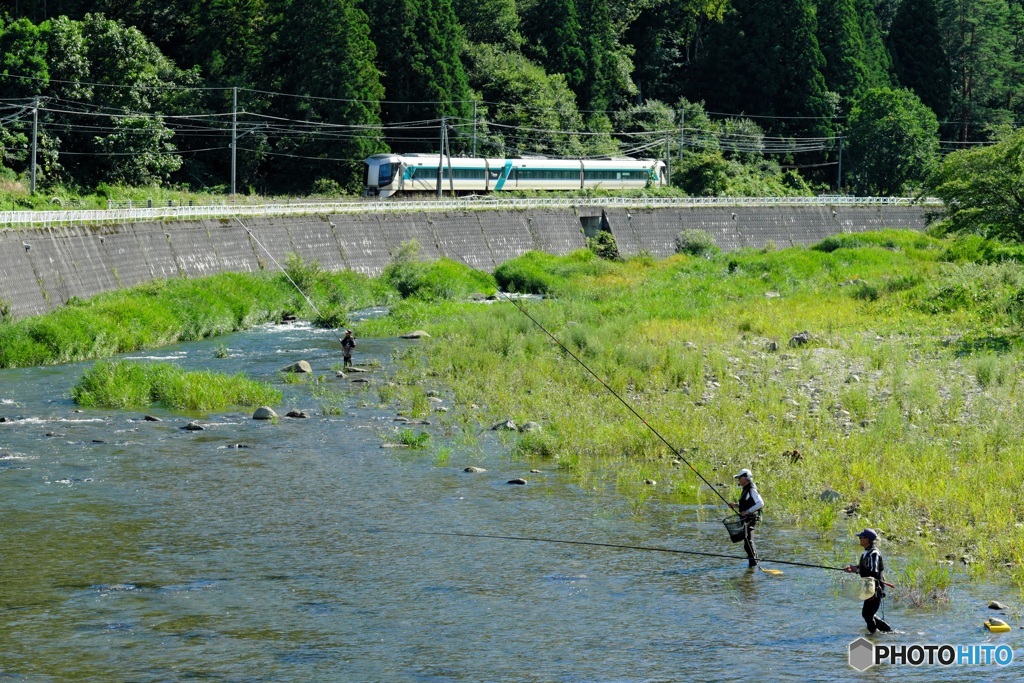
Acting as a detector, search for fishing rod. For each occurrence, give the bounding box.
[236,217,349,348]
[451,252,737,512]
[374,529,891,583]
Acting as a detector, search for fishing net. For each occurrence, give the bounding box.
[840,576,876,600]
[723,516,746,543]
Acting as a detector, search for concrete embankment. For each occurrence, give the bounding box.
[0,205,926,320]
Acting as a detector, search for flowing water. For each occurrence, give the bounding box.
[1,320,1019,681]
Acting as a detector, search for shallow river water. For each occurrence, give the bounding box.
[1,321,1020,682]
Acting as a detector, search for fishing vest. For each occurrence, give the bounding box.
[858,546,884,581]
[739,483,762,518]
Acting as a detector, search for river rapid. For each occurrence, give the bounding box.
[1,320,1019,682]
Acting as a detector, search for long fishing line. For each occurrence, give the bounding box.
[236,217,348,348]
[450,252,736,512]
[372,529,861,574]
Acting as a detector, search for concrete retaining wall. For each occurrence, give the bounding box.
[0,205,927,321]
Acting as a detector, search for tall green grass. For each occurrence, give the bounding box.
[72,360,281,411]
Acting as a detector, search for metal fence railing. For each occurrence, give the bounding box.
[0,195,940,228]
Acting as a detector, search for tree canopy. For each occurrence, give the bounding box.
[846,87,940,195]
[928,127,1024,240]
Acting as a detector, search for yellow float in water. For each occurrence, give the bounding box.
[984,618,1011,633]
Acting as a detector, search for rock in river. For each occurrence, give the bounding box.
[252,406,278,420]
[282,360,312,374]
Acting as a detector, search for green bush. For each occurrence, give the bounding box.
[383,240,492,300]
[494,252,559,294]
[813,235,866,253]
[675,229,719,257]
[588,231,620,260]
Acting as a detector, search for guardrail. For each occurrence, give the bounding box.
[0,195,940,228]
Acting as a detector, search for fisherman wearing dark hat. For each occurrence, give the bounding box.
[341,329,356,368]
[844,529,893,633]
[728,468,764,568]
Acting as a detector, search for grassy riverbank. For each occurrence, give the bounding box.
[0,261,394,369]
[360,232,1024,595]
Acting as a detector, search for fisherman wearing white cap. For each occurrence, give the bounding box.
[728,468,764,568]
[845,529,893,633]
[341,329,356,367]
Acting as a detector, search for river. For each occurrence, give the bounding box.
[0,320,1018,681]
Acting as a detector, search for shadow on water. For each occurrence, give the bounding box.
[0,321,1021,681]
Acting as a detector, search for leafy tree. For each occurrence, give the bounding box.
[520,0,586,92]
[93,116,182,184]
[888,0,951,117]
[366,0,472,126]
[576,0,634,111]
[0,16,48,98]
[855,0,893,88]
[78,13,201,113]
[189,0,269,87]
[939,0,1021,141]
[623,0,730,103]
[817,0,874,106]
[692,0,834,138]
[614,99,676,136]
[264,0,384,191]
[1008,0,1024,122]
[452,0,522,48]
[463,43,584,156]
[846,87,940,195]
[927,127,1024,240]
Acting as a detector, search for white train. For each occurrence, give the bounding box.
[364,154,667,197]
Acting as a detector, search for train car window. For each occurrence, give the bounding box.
[489,169,501,180]
[438,168,485,179]
[379,162,394,185]
[519,169,578,180]
[584,169,647,181]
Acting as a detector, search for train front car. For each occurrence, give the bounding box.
[364,154,403,197]
[366,154,493,197]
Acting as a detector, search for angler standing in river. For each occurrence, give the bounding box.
[342,329,356,368]
[845,529,893,633]
[728,468,764,568]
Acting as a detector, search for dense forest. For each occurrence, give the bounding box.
[0,0,1021,197]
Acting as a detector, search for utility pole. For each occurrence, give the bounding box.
[445,119,455,197]
[436,117,445,198]
[664,135,671,187]
[678,108,685,161]
[231,87,238,198]
[30,96,38,195]
[836,136,843,192]
[472,100,477,158]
